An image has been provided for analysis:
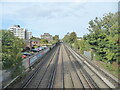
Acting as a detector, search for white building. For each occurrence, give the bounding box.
[26,31,32,39]
[9,25,32,40]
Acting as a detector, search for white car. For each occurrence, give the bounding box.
[42,46,47,49]
[38,47,44,51]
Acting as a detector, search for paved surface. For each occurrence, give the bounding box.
[7,43,119,89]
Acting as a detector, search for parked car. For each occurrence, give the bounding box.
[36,47,41,51]
[22,52,32,56]
[42,46,47,49]
[22,55,27,59]
[38,47,44,50]
[30,49,39,52]
[22,52,32,59]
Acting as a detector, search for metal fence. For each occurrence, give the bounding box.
[84,51,91,60]
[2,46,51,89]
[22,47,50,70]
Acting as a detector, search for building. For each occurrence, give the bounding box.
[9,25,26,39]
[9,25,32,40]
[26,31,32,40]
[41,33,53,42]
[31,39,40,47]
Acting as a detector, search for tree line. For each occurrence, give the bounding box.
[63,12,119,64]
[1,30,25,78]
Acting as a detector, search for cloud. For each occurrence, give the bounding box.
[1,0,119,2]
[0,4,2,29]
[2,2,85,22]
[1,2,118,38]
[17,5,61,19]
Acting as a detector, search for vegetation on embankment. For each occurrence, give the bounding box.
[1,30,25,78]
[63,12,120,78]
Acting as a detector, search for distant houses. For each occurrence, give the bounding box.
[8,25,54,50]
[31,39,40,47]
[25,33,53,49]
[41,33,53,42]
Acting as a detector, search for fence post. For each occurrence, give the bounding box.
[28,58,31,70]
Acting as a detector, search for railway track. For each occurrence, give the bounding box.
[73,48,120,88]
[20,45,60,88]
[64,45,93,88]
[53,44,64,88]
[63,44,97,89]
[65,44,119,89]
[7,43,119,89]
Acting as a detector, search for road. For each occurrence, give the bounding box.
[8,43,119,89]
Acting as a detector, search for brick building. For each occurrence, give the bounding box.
[41,33,53,42]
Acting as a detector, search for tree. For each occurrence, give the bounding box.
[1,30,25,78]
[40,39,48,44]
[85,12,119,63]
[53,35,59,43]
[63,32,77,44]
[74,39,90,54]
[63,34,70,43]
[69,32,77,44]
[53,35,59,41]
[31,36,40,40]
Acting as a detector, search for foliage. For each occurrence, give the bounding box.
[63,32,89,54]
[33,45,38,48]
[1,30,25,78]
[40,39,48,44]
[63,32,77,44]
[69,32,77,44]
[74,39,90,54]
[84,12,119,64]
[63,12,119,64]
[101,62,120,78]
[63,34,70,44]
[31,36,40,40]
[53,35,59,43]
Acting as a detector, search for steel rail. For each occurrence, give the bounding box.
[68,44,120,88]
[65,44,111,89]
[47,46,60,88]
[36,46,60,89]
[64,45,96,89]
[21,46,59,89]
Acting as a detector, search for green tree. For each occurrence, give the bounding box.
[31,36,40,40]
[1,30,25,78]
[69,32,77,44]
[53,35,59,43]
[40,39,48,44]
[74,39,90,54]
[63,32,77,44]
[85,12,119,63]
[63,34,70,43]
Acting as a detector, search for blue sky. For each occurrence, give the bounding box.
[1,1,118,38]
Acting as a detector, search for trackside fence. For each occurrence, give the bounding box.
[3,44,56,89]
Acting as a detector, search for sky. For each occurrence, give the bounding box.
[0,0,118,39]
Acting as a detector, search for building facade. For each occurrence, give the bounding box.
[41,33,53,42]
[31,39,40,47]
[9,25,32,40]
[26,31,32,40]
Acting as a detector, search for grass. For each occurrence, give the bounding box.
[99,61,119,78]
[67,43,119,78]
[93,54,119,78]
